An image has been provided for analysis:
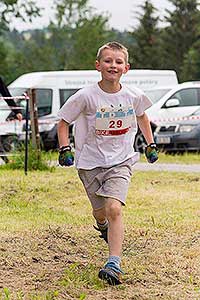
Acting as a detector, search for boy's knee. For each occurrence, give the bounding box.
[106,200,122,220]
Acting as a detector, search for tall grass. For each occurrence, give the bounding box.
[0,146,56,171]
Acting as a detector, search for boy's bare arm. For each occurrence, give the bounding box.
[136,112,154,144]
[57,119,70,147]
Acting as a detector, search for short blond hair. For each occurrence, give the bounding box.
[96,41,129,64]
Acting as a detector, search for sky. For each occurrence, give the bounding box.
[12,0,172,32]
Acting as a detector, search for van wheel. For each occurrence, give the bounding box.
[134,132,147,153]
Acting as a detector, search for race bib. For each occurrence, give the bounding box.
[95,105,136,136]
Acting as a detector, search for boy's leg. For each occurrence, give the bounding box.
[105,198,123,256]
[98,197,124,285]
[78,164,130,284]
[93,198,123,255]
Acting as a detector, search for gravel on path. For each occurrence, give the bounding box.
[134,162,200,173]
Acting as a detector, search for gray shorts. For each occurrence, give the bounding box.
[78,159,133,210]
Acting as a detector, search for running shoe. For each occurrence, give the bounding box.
[98,265,122,285]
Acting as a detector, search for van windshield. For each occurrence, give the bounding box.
[9,87,27,97]
[9,88,53,117]
[145,88,171,103]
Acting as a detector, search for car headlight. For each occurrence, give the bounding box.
[179,125,195,133]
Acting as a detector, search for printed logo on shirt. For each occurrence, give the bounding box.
[95,105,136,136]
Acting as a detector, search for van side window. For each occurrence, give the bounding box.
[170,88,199,106]
[59,89,78,107]
[35,89,52,117]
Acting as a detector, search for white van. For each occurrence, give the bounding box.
[1,69,178,151]
[8,69,178,118]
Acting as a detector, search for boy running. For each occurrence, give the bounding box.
[57,41,158,285]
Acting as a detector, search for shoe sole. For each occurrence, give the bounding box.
[98,269,122,285]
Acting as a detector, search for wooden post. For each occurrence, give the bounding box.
[29,89,41,159]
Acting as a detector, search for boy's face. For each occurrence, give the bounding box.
[95,49,130,83]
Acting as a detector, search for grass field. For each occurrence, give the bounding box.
[0,156,200,299]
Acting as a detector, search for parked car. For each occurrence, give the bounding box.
[146,81,200,121]
[134,81,200,152]
[154,108,200,152]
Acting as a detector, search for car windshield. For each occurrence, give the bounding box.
[145,88,171,103]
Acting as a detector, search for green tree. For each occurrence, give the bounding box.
[181,37,200,81]
[65,16,111,69]
[0,30,54,83]
[50,0,111,69]
[2,0,131,83]
[0,0,40,34]
[0,39,9,79]
[161,0,200,80]
[129,0,161,69]
[4,23,127,81]
[4,29,60,82]
[0,0,40,83]
[53,0,91,28]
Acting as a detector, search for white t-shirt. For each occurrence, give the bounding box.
[57,83,152,169]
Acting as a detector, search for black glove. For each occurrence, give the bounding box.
[145,143,158,163]
[58,145,74,166]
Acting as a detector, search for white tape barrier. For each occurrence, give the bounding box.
[0,118,59,126]
[151,115,200,123]
[0,95,29,101]
[0,94,29,110]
